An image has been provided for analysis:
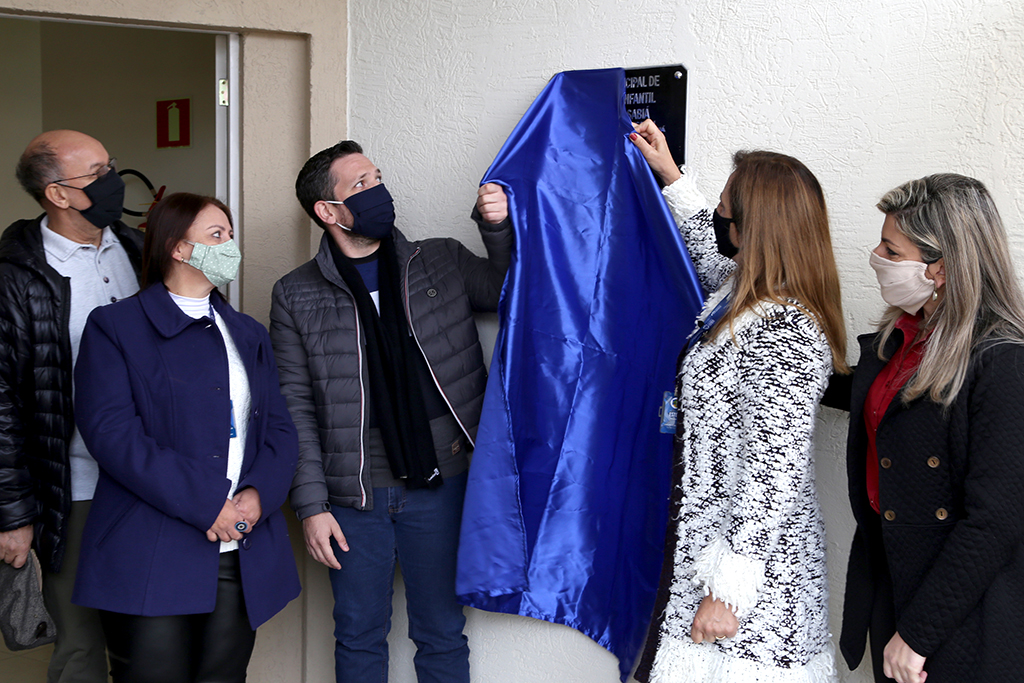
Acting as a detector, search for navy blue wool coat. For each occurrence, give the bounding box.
[71,283,300,629]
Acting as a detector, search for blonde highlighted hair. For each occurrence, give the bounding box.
[710,151,849,373]
[876,173,1024,406]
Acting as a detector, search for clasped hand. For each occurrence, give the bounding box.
[883,631,928,683]
[205,487,262,543]
[690,594,739,644]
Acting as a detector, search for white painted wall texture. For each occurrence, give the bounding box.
[347,1,1024,682]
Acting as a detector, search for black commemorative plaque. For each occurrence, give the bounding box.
[623,64,687,165]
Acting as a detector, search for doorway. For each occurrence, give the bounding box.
[0,12,315,680]
[0,15,241,306]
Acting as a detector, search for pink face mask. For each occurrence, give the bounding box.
[869,251,936,315]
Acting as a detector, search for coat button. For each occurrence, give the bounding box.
[884,510,896,521]
[426,288,438,298]
[241,536,252,550]
[927,457,940,468]
[935,508,948,520]
[880,458,892,469]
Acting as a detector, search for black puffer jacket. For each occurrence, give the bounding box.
[0,216,143,573]
[270,213,512,517]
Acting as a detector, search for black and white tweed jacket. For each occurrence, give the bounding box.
[645,171,837,683]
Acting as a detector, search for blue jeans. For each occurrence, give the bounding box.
[329,470,470,683]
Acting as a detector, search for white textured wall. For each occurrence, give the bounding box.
[348,1,1024,682]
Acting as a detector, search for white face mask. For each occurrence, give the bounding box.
[868,251,936,315]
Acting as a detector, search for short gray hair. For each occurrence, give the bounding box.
[15,141,63,203]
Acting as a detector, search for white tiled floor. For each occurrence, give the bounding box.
[0,640,53,682]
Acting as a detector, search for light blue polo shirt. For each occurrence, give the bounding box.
[41,218,139,501]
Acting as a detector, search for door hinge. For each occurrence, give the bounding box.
[218,79,229,107]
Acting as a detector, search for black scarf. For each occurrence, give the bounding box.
[328,236,442,489]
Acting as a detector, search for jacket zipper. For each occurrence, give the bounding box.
[55,275,74,571]
[353,298,367,507]
[403,248,475,449]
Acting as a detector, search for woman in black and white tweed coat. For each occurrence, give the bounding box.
[630,121,848,683]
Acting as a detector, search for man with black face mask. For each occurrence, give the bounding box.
[270,140,511,683]
[0,130,143,682]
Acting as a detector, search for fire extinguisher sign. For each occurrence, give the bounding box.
[156,98,191,149]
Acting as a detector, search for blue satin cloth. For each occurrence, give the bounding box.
[455,68,705,679]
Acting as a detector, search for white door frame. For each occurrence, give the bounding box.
[215,33,241,309]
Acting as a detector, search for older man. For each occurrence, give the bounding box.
[0,130,143,682]
[270,140,510,682]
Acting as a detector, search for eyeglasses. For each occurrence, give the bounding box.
[52,158,117,185]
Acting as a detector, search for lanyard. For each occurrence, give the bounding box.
[681,295,731,357]
[664,295,732,436]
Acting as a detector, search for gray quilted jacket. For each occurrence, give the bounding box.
[269,213,512,517]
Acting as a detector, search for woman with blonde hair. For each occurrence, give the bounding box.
[829,174,1024,683]
[631,120,846,682]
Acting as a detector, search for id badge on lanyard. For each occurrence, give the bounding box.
[659,295,731,434]
[659,392,680,433]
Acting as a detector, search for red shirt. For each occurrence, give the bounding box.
[863,314,929,513]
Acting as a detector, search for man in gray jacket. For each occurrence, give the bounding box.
[270,140,510,683]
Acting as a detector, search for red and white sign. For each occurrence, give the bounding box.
[156,98,191,149]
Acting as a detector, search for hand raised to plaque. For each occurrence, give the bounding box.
[629,118,682,186]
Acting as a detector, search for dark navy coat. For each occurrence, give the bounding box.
[71,283,300,629]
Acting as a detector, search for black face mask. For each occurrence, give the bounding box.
[70,170,125,229]
[712,209,739,259]
[341,183,396,240]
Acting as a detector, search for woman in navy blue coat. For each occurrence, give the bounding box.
[72,193,300,683]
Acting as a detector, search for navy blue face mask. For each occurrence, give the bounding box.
[63,170,125,229]
[712,209,739,259]
[326,183,396,240]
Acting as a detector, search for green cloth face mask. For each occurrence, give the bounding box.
[184,239,241,288]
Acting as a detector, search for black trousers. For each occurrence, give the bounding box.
[100,551,256,683]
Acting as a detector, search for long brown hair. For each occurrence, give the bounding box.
[142,193,233,288]
[711,151,849,372]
